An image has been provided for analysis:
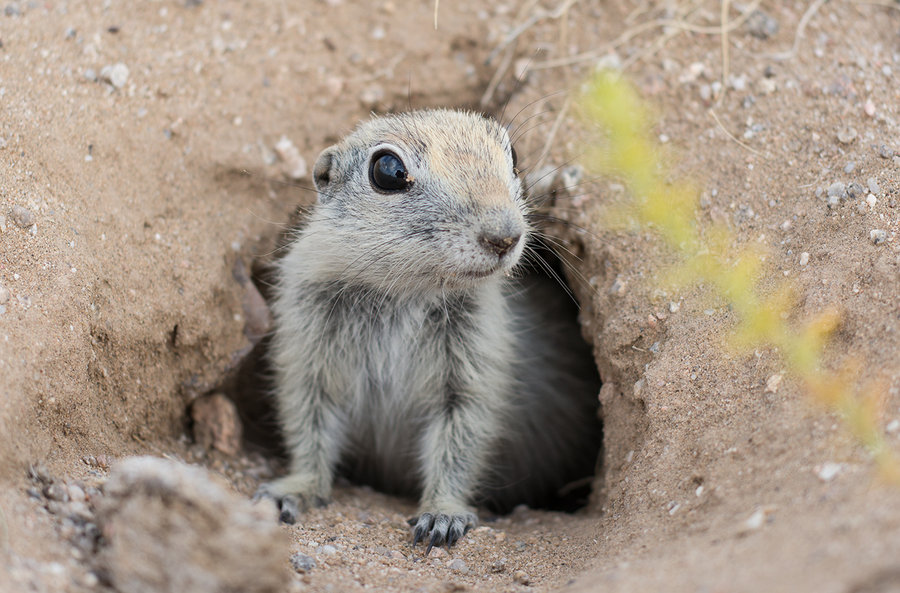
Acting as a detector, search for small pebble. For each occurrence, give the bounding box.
[559,164,584,190]
[743,509,767,531]
[866,195,877,209]
[490,557,508,573]
[10,205,35,228]
[843,162,855,174]
[4,3,21,17]
[678,62,705,84]
[817,462,842,482]
[0,284,8,304]
[836,128,857,144]
[799,252,809,266]
[318,544,337,556]
[877,144,895,159]
[81,573,99,588]
[846,182,865,199]
[745,9,779,39]
[757,78,777,95]
[290,553,316,573]
[886,419,900,433]
[273,136,308,180]
[191,393,243,455]
[765,374,783,393]
[44,483,70,503]
[869,229,887,245]
[99,63,129,89]
[68,484,86,503]
[867,177,880,195]
[826,182,846,200]
[84,68,97,82]
[447,559,468,573]
[513,570,531,585]
[359,84,384,107]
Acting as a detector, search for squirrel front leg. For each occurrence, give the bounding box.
[257,383,345,524]
[411,389,503,553]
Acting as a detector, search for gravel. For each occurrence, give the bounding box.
[10,205,35,228]
[877,144,894,159]
[745,9,779,39]
[100,63,129,89]
[43,483,70,502]
[817,462,842,482]
[869,229,887,245]
[290,553,316,573]
[846,181,865,199]
[448,559,468,573]
[826,182,846,199]
[836,128,857,144]
[273,135,308,180]
[867,177,880,195]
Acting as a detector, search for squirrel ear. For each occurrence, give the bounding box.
[313,146,338,201]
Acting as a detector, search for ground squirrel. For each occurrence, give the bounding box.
[258,109,601,553]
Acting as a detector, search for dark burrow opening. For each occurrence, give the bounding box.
[214,115,604,517]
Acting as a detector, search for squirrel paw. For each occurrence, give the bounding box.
[409,511,476,554]
[254,482,328,525]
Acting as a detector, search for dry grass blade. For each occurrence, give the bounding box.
[531,0,762,72]
[533,97,571,173]
[487,0,580,64]
[766,0,829,61]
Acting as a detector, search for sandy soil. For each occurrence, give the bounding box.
[2,1,899,592]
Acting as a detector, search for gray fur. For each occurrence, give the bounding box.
[259,109,600,551]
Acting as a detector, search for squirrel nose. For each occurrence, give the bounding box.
[478,231,521,258]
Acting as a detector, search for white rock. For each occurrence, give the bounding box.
[100,63,129,89]
[817,462,842,482]
[273,136,308,180]
[743,509,766,530]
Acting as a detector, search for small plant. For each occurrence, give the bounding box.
[579,71,899,483]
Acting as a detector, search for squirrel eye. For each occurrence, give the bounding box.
[370,151,410,192]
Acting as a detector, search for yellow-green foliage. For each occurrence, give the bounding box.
[579,71,899,483]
